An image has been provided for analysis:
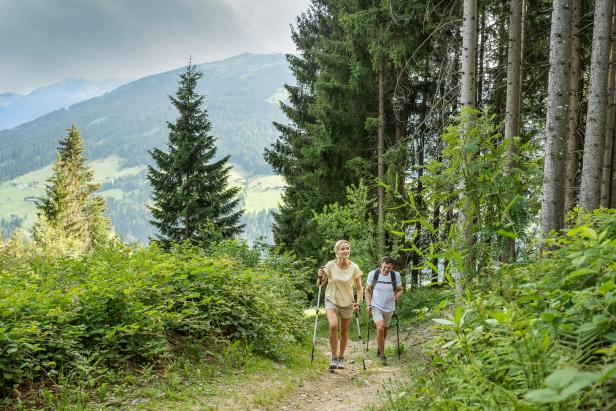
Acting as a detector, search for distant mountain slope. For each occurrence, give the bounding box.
[0,78,127,130]
[0,53,292,180]
[0,92,23,108]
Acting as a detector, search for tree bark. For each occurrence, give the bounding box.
[456,0,477,284]
[611,133,616,206]
[503,0,525,262]
[477,6,486,107]
[377,60,385,255]
[603,128,616,207]
[461,0,478,109]
[579,0,614,211]
[564,0,584,213]
[540,0,573,236]
[601,4,616,208]
[460,0,478,279]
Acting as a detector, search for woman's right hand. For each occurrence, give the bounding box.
[317,267,327,287]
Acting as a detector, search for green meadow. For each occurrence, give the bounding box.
[0,155,283,231]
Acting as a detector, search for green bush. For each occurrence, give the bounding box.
[397,286,455,325]
[0,242,305,391]
[387,210,616,410]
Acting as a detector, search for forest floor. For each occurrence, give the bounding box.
[199,320,438,411]
[46,319,438,410]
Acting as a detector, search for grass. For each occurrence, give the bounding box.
[0,157,283,230]
[0,183,41,227]
[5,334,323,410]
[243,174,284,212]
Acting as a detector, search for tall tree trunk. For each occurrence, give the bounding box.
[611,133,616,206]
[461,0,478,110]
[377,60,386,255]
[603,128,616,207]
[503,0,525,262]
[564,0,584,213]
[602,5,616,207]
[579,0,614,211]
[477,6,486,107]
[540,0,573,236]
[460,0,478,279]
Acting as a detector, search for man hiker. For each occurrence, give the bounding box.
[365,256,403,365]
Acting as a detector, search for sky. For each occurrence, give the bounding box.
[0,0,310,94]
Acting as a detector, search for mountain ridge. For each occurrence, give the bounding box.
[0,78,128,130]
[0,52,291,180]
[0,53,291,243]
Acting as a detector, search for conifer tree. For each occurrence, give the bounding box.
[34,125,112,254]
[148,62,243,246]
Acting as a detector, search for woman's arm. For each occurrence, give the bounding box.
[354,275,363,305]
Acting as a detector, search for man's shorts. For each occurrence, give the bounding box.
[324,298,354,319]
[372,307,394,327]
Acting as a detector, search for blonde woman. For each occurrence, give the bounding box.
[317,239,363,369]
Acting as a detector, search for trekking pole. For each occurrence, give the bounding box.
[353,294,362,341]
[395,311,401,361]
[310,283,323,364]
[354,309,362,341]
[366,314,371,352]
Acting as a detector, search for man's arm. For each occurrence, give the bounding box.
[394,284,404,301]
[364,284,373,311]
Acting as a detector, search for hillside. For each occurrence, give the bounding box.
[0,53,291,243]
[0,53,291,179]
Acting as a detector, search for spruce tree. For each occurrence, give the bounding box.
[34,125,112,254]
[148,62,243,246]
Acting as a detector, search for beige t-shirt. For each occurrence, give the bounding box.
[324,260,363,307]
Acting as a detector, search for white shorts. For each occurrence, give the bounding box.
[372,307,394,327]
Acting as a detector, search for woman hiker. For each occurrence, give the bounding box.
[317,239,363,369]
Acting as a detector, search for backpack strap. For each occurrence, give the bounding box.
[390,271,398,293]
[369,269,398,295]
[369,269,380,289]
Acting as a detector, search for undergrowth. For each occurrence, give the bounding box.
[385,210,616,410]
[0,240,311,408]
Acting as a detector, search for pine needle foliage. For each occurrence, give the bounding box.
[33,125,112,255]
[148,62,244,247]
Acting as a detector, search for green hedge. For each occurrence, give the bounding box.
[0,243,305,390]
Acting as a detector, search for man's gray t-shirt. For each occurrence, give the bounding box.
[367,269,402,312]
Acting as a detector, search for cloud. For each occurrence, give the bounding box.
[0,0,308,93]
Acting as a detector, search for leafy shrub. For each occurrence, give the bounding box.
[397,287,454,325]
[0,242,305,392]
[209,238,315,305]
[387,210,616,409]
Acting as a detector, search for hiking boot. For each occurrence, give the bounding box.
[379,355,388,366]
[336,356,345,369]
[329,357,338,369]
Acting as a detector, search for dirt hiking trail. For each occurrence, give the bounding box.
[278,321,435,411]
[208,321,436,411]
[279,336,409,411]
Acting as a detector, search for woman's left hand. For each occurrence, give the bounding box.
[353,303,360,312]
